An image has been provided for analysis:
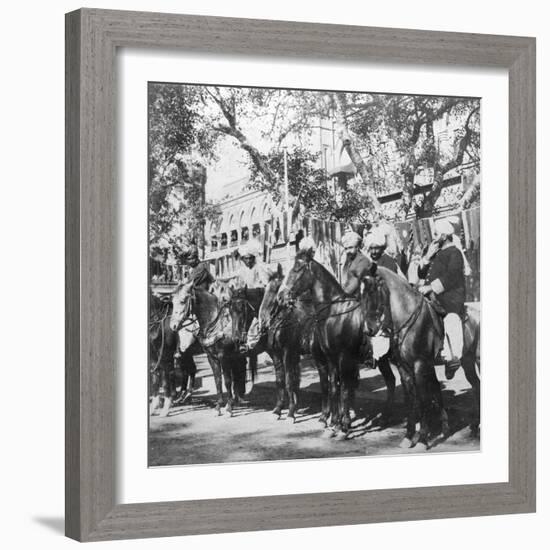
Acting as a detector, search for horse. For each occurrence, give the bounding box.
[170,281,251,416]
[361,264,455,448]
[277,251,367,439]
[149,293,197,416]
[240,265,331,423]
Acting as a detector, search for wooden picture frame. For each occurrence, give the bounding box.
[65,8,536,542]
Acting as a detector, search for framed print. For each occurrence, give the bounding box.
[65,8,536,542]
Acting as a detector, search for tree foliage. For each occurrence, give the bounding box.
[149,82,481,244]
[148,83,220,257]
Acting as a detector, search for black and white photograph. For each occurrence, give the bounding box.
[148,82,481,466]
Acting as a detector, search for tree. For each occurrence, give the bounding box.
[148,83,220,258]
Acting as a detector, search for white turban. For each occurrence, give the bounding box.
[299,236,317,253]
[434,219,455,237]
[342,231,362,248]
[239,239,261,258]
[238,243,252,257]
[364,229,387,249]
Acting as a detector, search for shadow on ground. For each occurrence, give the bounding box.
[149,359,480,466]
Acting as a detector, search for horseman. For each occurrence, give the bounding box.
[219,240,270,353]
[174,243,213,402]
[183,244,214,290]
[219,240,270,290]
[364,229,402,276]
[417,219,466,379]
[341,231,372,296]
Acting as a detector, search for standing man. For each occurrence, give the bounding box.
[417,219,466,379]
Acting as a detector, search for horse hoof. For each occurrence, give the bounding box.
[321,428,335,439]
[399,437,413,449]
[415,442,428,452]
[150,396,160,415]
[334,431,348,441]
[286,415,296,424]
[159,397,172,418]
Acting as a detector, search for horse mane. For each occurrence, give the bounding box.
[375,265,420,300]
[310,259,346,296]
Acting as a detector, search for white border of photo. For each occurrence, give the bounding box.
[116,49,508,504]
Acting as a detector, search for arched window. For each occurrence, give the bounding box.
[249,206,257,226]
[262,201,270,221]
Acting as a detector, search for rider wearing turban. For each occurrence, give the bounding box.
[219,240,269,290]
[182,244,214,290]
[363,229,400,274]
[418,218,466,379]
[342,231,372,297]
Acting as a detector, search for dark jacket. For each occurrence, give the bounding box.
[418,244,465,314]
[342,252,372,296]
[375,253,399,274]
[188,262,214,290]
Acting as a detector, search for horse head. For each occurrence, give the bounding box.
[258,264,284,331]
[228,287,255,344]
[170,281,195,332]
[277,251,315,306]
[361,263,391,337]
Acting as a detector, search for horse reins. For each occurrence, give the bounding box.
[388,293,425,350]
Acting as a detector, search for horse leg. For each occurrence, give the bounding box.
[233,356,247,405]
[378,353,396,425]
[246,353,258,394]
[159,362,174,418]
[336,357,356,440]
[285,349,300,423]
[221,357,235,417]
[207,354,224,415]
[412,359,437,449]
[315,355,330,427]
[149,369,161,415]
[462,351,480,436]
[328,360,341,434]
[397,364,417,448]
[272,353,286,418]
[177,348,197,403]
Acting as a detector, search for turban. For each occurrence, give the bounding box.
[238,244,253,257]
[299,236,317,253]
[239,239,261,258]
[342,231,362,248]
[364,229,387,249]
[434,219,455,237]
[183,244,199,259]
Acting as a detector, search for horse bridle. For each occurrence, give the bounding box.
[280,259,361,323]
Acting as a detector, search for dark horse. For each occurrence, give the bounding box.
[240,265,330,423]
[149,292,197,417]
[362,265,481,439]
[277,251,367,439]
[361,265,458,448]
[170,282,252,416]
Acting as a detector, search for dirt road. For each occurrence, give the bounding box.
[149,354,480,466]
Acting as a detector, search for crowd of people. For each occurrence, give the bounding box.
[164,217,469,380]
